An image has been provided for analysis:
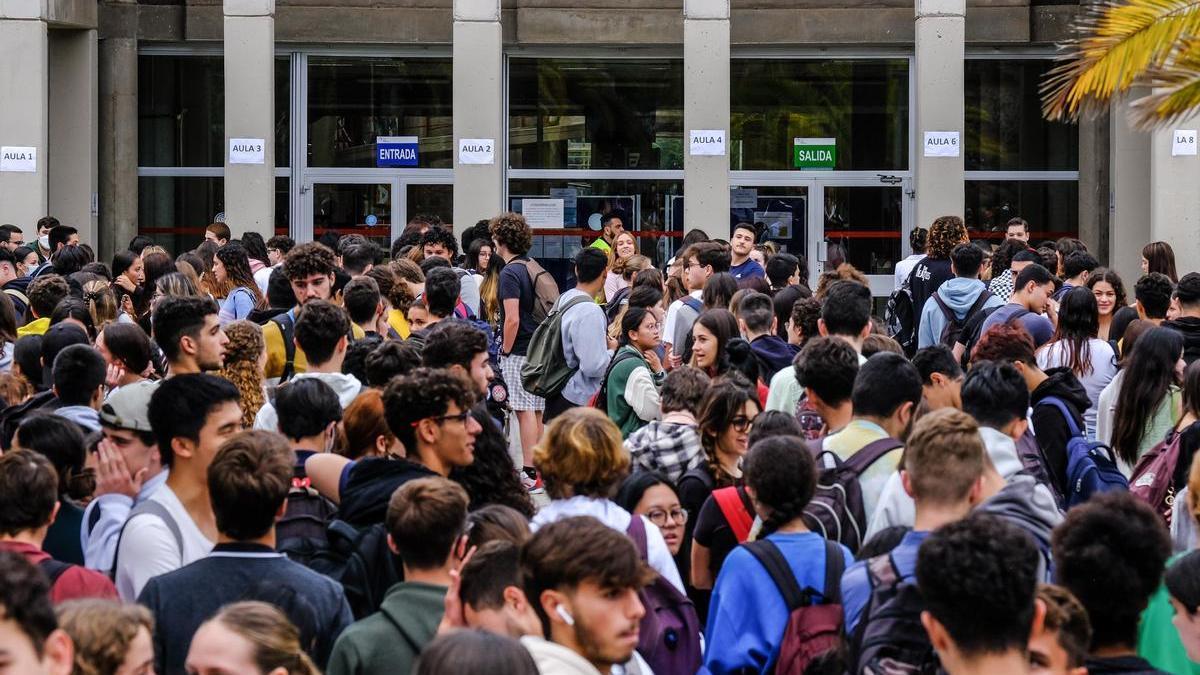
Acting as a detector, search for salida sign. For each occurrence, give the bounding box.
[793,138,836,170]
[376,136,419,167]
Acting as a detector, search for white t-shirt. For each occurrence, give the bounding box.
[254,264,277,295]
[1036,338,1117,440]
[663,290,702,349]
[114,483,214,601]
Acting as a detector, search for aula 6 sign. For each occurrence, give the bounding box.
[377,136,419,167]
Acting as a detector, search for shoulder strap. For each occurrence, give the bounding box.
[745,539,806,610]
[1034,396,1083,438]
[965,289,993,317]
[271,313,297,381]
[1005,308,1032,325]
[932,294,955,322]
[555,294,594,317]
[625,513,649,562]
[38,558,72,585]
[130,499,184,555]
[3,288,28,306]
[713,487,754,543]
[821,540,846,604]
[682,296,703,312]
[842,438,904,474]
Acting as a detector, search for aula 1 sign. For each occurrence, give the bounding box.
[376,136,419,167]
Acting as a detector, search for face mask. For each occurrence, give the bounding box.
[38,235,49,249]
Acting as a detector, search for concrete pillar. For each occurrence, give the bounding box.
[1108,94,1151,286]
[683,0,730,241]
[48,29,99,247]
[1077,111,1109,260]
[1150,111,1200,270]
[99,0,138,261]
[223,0,275,239]
[0,1,49,235]
[913,0,965,229]
[452,0,503,240]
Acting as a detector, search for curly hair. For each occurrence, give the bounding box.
[383,367,477,454]
[218,320,265,428]
[1085,268,1128,312]
[925,215,968,259]
[282,242,335,282]
[534,407,629,500]
[489,212,532,256]
[451,408,536,517]
[969,322,1036,366]
[57,600,154,675]
[991,237,1030,276]
[697,380,760,488]
[744,436,817,535]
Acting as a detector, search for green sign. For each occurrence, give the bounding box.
[793,138,836,170]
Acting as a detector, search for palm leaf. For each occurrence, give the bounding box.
[1041,0,1200,122]
[1132,38,1200,126]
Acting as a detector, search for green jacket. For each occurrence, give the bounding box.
[1139,552,1200,674]
[606,346,661,439]
[326,581,446,675]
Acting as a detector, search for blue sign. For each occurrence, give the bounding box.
[365,214,378,227]
[376,136,418,167]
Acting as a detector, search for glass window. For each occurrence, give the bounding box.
[965,180,1078,239]
[407,184,453,227]
[307,57,452,168]
[508,59,684,170]
[730,60,910,171]
[138,56,291,168]
[965,60,1078,171]
[822,185,904,276]
[138,176,288,255]
[311,183,393,249]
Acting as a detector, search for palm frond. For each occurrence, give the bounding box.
[1132,38,1200,126]
[1041,0,1200,122]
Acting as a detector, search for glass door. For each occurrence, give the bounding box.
[729,185,810,262]
[813,177,913,296]
[301,176,400,250]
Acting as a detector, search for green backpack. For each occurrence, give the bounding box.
[521,294,596,398]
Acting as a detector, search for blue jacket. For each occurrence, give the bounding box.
[916,277,1003,349]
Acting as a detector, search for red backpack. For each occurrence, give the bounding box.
[743,538,847,674]
[1130,429,1185,527]
[712,486,755,543]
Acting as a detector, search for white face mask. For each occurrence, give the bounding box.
[38,235,49,249]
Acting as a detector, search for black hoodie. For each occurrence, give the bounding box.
[1029,367,1092,498]
[337,457,437,527]
[1164,316,1200,366]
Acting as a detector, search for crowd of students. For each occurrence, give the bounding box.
[3,210,1200,675]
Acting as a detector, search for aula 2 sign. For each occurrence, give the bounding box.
[376,136,419,167]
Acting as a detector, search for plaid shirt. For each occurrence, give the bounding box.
[624,412,704,484]
[989,268,1015,303]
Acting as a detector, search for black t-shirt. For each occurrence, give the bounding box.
[908,257,954,322]
[692,487,754,580]
[498,257,540,356]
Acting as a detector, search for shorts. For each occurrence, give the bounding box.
[500,354,545,412]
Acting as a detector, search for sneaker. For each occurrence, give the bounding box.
[521,467,545,494]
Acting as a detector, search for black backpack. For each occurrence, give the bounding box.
[850,553,940,675]
[931,289,993,348]
[276,476,338,548]
[277,519,403,620]
[884,277,916,356]
[803,438,904,554]
[957,306,1030,367]
[592,350,643,414]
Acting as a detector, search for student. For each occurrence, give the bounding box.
[768,252,810,336]
[664,242,731,367]
[989,243,1037,304]
[1110,327,1184,472]
[588,211,625,254]
[0,452,117,603]
[19,275,70,337]
[917,243,1003,349]
[254,300,362,431]
[519,515,655,675]
[792,336,859,437]
[406,267,460,344]
[95,322,152,389]
[911,345,964,412]
[531,407,685,592]
[152,295,228,376]
[1134,272,1174,326]
[916,513,1041,675]
[1165,272,1200,365]
[203,222,230,247]
[114,374,242,600]
[1006,217,1031,243]
[185,601,319,675]
[139,430,352,673]
[446,540,544,641]
[729,223,765,280]
[1037,286,1118,438]
[625,366,709,483]
[604,307,665,437]
[1030,585,1091,675]
[1142,541,1200,672]
[1053,492,1172,674]
[491,212,552,488]
[49,344,106,433]
[275,377,342,478]
[615,472,688,558]
[421,320,494,398]
[255,235,295,293]
[702,436,853,673]
[214,242,267,325]
[1088,268,1130,342]
[416,629,539,675]
[766,279,871,415]
[1142,241,1178,283]
[908,215,969,321]
[83,381,166,573]
[56,600,155,675]
[12,415,91,565]
[1055,250,1099,301]
[688,308,740,378]
[544,247,611,423]
[342,276,384,337]
[979,263,1058,349]
[895,227,928,288]
[327,477,469,675]
[738,291,797,380]
[0,550,76,675]
[341,242,376,277]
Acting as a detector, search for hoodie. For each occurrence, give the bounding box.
[55,405,100,433]
[916,277,1003,349]
[977,473,1063,581]
[253,372,362,432]
[750,334,799,381]
[325,581,445,675]
[337,457,437,527]
[1165,316,1200,366]
[1030,367,1092,497]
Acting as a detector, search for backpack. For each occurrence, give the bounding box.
[712,486,755,543]
[520,294,594,398]
[1015,429,1064,509]
[1035,396,1128,508]
[1130,428,1185,527]
[625,515,702,675]
[270,312,299,383]
[851,554,940,675]
[605,285,633,324]
[506,258,561,325]
[275,476,338,548]
[803,438,904,554]
[681,295,703,314]
[743,538,846,675]
[884,276,916,356]
[37,559,72,586]
[277,519,402,620]
[793,392,826,441]
[931,289,993,348]
[591,350,643,414]
[957,306,1030,367]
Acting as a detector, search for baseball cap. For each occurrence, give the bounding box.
[99,380,160,433]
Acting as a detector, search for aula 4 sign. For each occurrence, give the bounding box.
[377,136,419,167]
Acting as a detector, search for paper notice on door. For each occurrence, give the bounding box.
[522,199,565,229]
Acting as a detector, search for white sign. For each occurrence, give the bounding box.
[923,131,960,158]
[689,129,726,156]
[549,187,578,210]
[522,199,565,229]
[730,188,758,210]
[1173,129,1198,156]
[228,138,265,165]
[459,138,495,165]
[0,146,36,173]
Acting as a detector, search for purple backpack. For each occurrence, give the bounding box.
[625,516,702,675]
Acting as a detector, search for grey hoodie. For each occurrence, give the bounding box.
[253,372,362,432]
[977,473,1064,581]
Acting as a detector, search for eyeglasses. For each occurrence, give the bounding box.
[412,410,471,428]
[683,262,700,270]
[645,508,688,528]
[730,416,755,433]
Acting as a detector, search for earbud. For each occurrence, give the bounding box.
[555,604,575,626]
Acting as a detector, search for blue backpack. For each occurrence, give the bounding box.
[1035,396,1128,508]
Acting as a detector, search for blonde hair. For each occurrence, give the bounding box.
[904,408,985,505]
[534,407,629,500]
[814,263,870,300]
[82,280,118,330]
[218,321,266,428]
[57,600,154,675]
[208,602,319,675]
[613,253,651,282]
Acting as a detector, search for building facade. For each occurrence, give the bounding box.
[2,0,1197,292]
